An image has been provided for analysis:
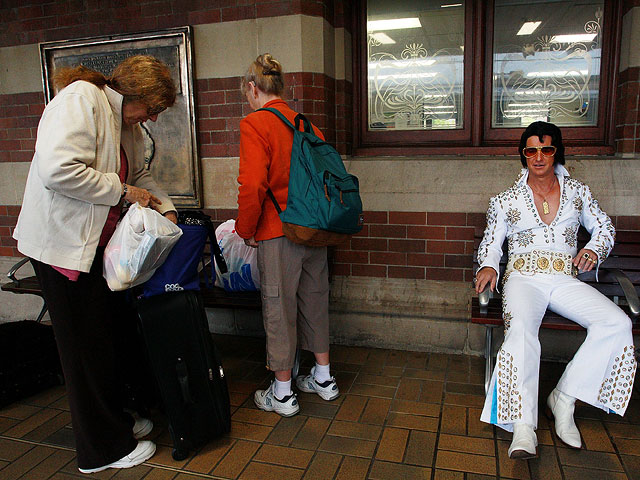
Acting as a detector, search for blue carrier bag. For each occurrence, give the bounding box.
[142,211,227,297]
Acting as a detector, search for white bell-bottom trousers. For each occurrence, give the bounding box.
[480,271,636,432]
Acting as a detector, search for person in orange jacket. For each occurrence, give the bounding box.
[236,54,339,416]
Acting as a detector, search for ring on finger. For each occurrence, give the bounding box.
[582,252,590,259]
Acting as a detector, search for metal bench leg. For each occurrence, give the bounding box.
[36,301,48,323]
[292,347,301,380]
[484,325,496,395]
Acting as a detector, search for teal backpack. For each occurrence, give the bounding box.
[258,108,364,247]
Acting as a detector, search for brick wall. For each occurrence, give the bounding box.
[0,0,346,48]
[616,66,640,155]
[0,92,43,163]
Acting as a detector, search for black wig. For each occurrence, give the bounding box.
[518,121,565,167]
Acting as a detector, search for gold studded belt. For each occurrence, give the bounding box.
[506,250,577,277]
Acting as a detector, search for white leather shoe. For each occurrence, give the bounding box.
[508,423,538,459]
[546,388,582,449]
[133,417,153,439]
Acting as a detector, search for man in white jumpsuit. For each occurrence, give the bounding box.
[475,121,636,459]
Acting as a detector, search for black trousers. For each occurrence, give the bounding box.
[32,250,142,469]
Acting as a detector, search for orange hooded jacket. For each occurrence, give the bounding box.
[235,99,324,241]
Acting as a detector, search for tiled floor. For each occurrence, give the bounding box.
[1,334,639,479]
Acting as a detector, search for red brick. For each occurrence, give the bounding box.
[427,212,467,226]
[0,206,7,215]
[407,225,445,239]
[370,251,406,265]
[211,103,242,118]
[388,266,425,279]
[10,151,32,162]
[0,246,13,256]
[6,206,19,216]
[210,77,240,90]
[389,212,426,225]
[353,225,369,237]
[389,239,425,253]
[370,224,406,238]
[352,264,387,277]
[351,238,387,251]
[188,9,222,24]
[225,90,244,104]
[1,236,16,247]
[200,91,226,105]
[407,253,444,267]
[332,263,351,276]
[199,118,226,131]
[446,226,475,241]
[333,250,369,264]
[616,216,640,230]
[445,254,473,268]
[426,268,464,281]
[466,212,486,228]
[200,144,228,157]
[427,240,466,254]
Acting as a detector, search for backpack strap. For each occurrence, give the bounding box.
[257,107,313,134]
[266,188,283,214]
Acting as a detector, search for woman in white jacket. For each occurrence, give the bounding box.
[474,121,636,460]
[13,55,177,474]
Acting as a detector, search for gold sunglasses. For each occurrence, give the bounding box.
[523,145,556,158]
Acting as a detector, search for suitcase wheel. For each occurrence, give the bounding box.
[172,448,189,461]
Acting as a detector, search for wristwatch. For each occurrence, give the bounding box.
[121,183,128,198]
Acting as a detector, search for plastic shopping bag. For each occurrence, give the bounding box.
[103,203,183,291]
[214,219,260,292]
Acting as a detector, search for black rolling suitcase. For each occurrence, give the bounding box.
[136,290,231,460]
[0,320,64,408]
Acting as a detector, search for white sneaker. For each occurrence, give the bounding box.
[254,382,300,417]
[78,440,156,474]
[296,366,340,401]
[133,417,153,439]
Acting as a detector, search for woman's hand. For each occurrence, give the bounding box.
[244,237,258,248]
[163,211,178,224]
[475,267,497,294]
[124,184,162,211]
[573,248,598,272]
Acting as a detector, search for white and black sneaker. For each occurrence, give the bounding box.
[254,382,300,417]
[296,366,340,401]
[78,440,156,474]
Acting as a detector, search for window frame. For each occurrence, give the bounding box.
[352,0,622,156]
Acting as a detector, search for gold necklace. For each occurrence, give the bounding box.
[529,178,557,215]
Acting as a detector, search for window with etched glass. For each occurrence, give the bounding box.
[492,0,604,128]
[366,0,465,131]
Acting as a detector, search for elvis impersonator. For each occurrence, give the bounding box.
[474,121,636,459]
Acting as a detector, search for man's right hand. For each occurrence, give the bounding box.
[475,266,497,294]
[123,184,162,211]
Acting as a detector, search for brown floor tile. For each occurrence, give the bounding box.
[0,437,33,462]
[375,427,409,462]
[578,418,615,452]
[441,405,466,435]
[0,403,41,420]
[614,438,640,456]
[253,444,313,469]
[443,392,485,408]
[438,434,494,456]
[621,454,640,480]
[0,444,57,479]
[302,452,342,479]
[369,460,431,479]
[334,456,370,480]
[446,382,485,396]
[404,430,436,467]
[289,417,329,451]
[348,383,396,398]
[335,395,367,422]
[405,352,429,370]
[238,461,304,480]
[264,414,306,446]
[24,411,72,443]
[418,380,444,404]
[391,399,440,417]
[435,450,496,476]
[557,447,625,472]
[228,420,272,442]
[184,436,234,474]
[354,374,399,388]
[17,447,74,479]
[396,378,423,402]
[608,423,640,439]
[296,399,339,419]
[404,368,446,381]
[562,467,628,480]
[150,445,192,470]
[141,469,177,479]
[0,417,19,434]
[21,386,68,408]
[231,408,280,426]
[319,435,376,458]
[496,439,530,480]
[382,366,405,377]
[467,407,493,439]
[327,420,382,441]
[433,469,464,479]
[427,354,449,371]
[386,412,439,432]
[360,398,391,425]
[212,439,260,479]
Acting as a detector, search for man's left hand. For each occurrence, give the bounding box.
[573,248,598,272]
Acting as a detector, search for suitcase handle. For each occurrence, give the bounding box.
[176,358,194,404]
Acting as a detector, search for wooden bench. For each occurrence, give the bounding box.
[471,228,640,394]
